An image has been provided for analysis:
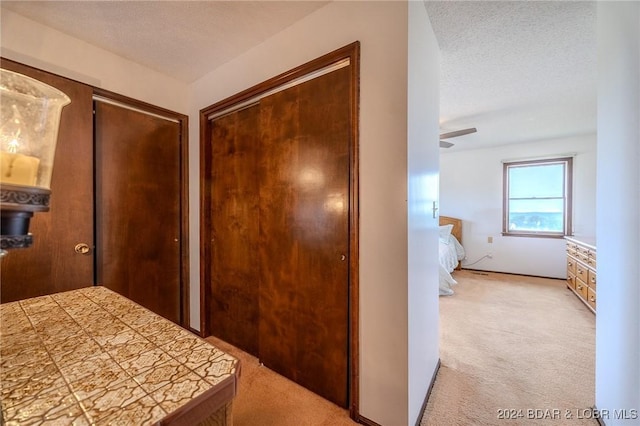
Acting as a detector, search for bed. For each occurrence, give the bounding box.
[439,216,465,296]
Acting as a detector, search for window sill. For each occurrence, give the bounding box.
[501,232,569,239]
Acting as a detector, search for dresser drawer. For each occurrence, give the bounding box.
[588,270,596,290]
[566,272,576,290]
[575,262,588,282]
[578,246,594,262]
[565,238,596,314]
[577,246,590,256]
[575,278,589,299]
[567,256,577,275]
[587,287,596,310]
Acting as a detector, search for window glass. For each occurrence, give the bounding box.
[508,199,565,232]
[503,158,572,237]
[509,164,564,198]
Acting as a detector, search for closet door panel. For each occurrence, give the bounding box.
[0,60,94,303]
[256,86,300,377]
[95,101,182,324]
[209,105,261,355]
[258,67,350,407]
[294,67,350,406]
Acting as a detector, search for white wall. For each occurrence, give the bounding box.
[1,4,442,423]
[440,134,596,279]
[408,1,440,424]
[0,9,188,113]
[188,2,420,424]
[595,3,640,424]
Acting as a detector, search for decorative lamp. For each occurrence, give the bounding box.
[0,69,70,252]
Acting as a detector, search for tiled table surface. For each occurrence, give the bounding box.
[0,286,239,425]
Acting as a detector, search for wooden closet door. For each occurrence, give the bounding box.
[208,105,261,355]
[95,101,182,324]
[258,66,350,407]
[0,60,94,303]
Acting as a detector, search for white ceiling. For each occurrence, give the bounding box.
[0,1,328,83]
[426,1,597,151]
[1,1,597,152]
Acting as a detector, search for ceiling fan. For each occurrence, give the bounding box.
[439,127,477,148]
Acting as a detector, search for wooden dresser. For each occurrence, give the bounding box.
[565,237,597,313]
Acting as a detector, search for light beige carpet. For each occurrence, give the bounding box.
[422,270,597,426]
[206,271,596,426]
[205,335,357,426]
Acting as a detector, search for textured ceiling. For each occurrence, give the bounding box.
[426,1,597,150]
[0,1,328,83]
[1,1,597,151]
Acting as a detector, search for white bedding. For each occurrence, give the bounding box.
[438,230,465,296]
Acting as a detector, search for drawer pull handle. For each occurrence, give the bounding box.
[590,296,595,302]
[577,285,582,290]
[591,277,596,283]
[568,262,573,266]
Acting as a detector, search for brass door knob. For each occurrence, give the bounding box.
[74,243,91,255]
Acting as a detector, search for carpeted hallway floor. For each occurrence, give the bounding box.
[206,270,597,425]
[422,270,597,426]
[205,335,357,426]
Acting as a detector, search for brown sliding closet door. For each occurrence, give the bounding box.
[209,105,261,355]
[95,101,183,324]
[206,65,351,408]
[258,67,350,407]
[0,59,94,303]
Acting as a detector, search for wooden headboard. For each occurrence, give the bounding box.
[439,216,462,245]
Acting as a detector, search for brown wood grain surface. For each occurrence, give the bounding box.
[202,42,359,412]
[257,67,350,407]
[209,105,261,355]
[1,59,94,303]
[95,101,182,324]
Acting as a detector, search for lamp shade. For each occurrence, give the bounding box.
[0,69,71,251]
[1,69,70,190]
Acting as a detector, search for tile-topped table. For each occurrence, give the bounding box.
[0,286,240,425]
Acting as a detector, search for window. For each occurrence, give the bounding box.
[503,157,572,237]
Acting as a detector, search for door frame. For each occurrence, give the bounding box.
[199,41,360,417]
[93,88,190,328]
